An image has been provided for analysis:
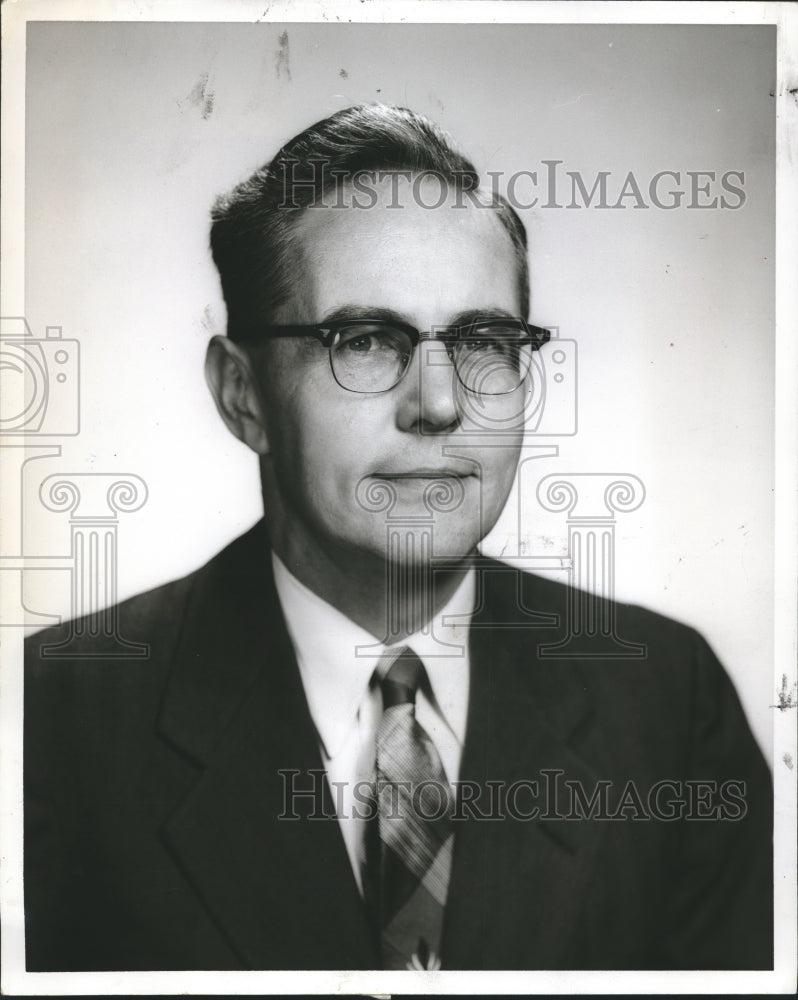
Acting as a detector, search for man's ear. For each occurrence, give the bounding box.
[204,335,270,455]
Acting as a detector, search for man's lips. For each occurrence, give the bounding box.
[373,468,475,479]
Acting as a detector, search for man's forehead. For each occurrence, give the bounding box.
[294,173,507,245]
[286,175,520,324]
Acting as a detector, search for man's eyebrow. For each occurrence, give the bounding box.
[446,308,520,327]
[318,305,411,327]
[317,306,522,328]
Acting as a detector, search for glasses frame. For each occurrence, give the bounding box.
[243,317,551,395]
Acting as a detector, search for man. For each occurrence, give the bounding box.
[24,104,772,972]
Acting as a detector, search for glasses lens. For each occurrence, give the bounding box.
[454,323,532,395]
[331,323,413,393]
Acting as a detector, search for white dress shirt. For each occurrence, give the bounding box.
[272,553,474,894]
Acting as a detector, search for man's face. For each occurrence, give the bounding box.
[252,178,528,571]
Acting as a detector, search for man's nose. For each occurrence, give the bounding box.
[395,338,461,433]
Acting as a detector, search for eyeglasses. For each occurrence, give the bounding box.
[247,317,550,395]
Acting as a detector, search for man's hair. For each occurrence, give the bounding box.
[210,104,530,341]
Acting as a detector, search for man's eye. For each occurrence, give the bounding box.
[462,337,499,353]
[462,335,515,356]
[337,326,405,355]
[345,334,376,353]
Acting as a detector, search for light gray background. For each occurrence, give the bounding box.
[23,22,775,755]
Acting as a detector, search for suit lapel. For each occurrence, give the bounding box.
[442,561,604,970]
[157,523,378,969]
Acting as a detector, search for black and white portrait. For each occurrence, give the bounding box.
[2,2,795,994]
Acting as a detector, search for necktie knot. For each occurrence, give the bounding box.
[380,648,424,709]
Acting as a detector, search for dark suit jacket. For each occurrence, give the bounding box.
[24,520,772,971]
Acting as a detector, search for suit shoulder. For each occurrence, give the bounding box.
[24,523,267,667]
[23,533,256,754]
[479,557,724,711]
[483,556,702,642]
[25,571,191,668]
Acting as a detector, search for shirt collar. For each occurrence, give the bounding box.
[272,553,474,759]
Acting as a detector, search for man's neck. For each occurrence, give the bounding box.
[267,523,472,644]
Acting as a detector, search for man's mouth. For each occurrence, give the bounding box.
[373,468,475,480]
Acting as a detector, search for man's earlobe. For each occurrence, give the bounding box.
[204,335,270,455]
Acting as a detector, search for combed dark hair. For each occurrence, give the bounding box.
[210,104,530,339]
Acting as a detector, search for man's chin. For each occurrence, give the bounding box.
[354,521,482,568]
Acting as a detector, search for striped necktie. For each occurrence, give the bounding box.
[364,648,455,970]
